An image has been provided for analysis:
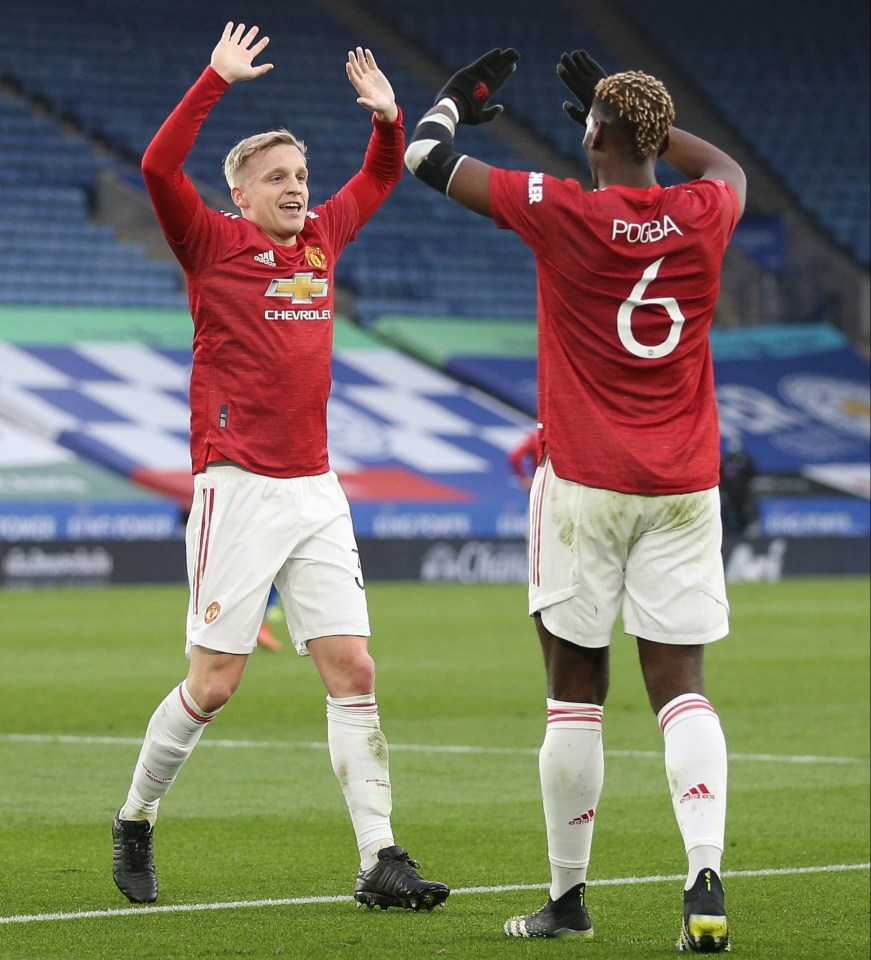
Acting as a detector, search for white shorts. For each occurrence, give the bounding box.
[528,459,729,647]
[185,465,369,657]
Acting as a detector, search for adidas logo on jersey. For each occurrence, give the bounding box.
[254,250,276,266]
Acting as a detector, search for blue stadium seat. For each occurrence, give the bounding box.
[0,0,865,320]
[0,79,186,308]
[616,0,869,267]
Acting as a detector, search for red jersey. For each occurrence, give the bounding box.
[489,170,739,495]
[142,67,404,477]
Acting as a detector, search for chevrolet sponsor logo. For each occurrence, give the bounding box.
[265,273,329,303]
[264,309,332,321]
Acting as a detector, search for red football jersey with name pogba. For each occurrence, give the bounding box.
[142,67,404,477]
[490,170,739,495]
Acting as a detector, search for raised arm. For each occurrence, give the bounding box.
[404,49,519,217]
[557,48,746,214]
[342,48,405,226]
[662,128,746,215]
[142,22,274,243]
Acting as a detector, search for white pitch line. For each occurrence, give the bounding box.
[1,863,867,926]
[0,733,865,766]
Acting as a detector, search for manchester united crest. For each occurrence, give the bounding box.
[305,245,327,269]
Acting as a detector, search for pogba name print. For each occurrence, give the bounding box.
[612,214,683,243]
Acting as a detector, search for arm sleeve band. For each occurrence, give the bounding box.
[404,112,465,195]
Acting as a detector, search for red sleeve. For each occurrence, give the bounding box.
[341,107,405,228]
[141,67,229,243]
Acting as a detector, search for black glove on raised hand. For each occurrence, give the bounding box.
[435,48,520,125]
[557,49,607,125]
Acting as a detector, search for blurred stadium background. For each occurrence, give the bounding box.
[0,0,868,588]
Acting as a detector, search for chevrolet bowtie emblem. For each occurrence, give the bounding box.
[265,273,329,303]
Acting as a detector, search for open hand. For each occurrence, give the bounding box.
[436,48,520,125]
[346,47,397,122]
[210,22,274,84]
[557,50,607,125]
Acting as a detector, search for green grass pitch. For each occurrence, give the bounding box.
[1,577,868,959]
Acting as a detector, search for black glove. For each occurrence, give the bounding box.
[557,50,607,125]
[435,48,520,125]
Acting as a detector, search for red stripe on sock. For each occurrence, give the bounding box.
[547,707,602,725]
[178,684,214,724]
[659,696,715,732]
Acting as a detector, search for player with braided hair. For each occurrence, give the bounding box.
[406,50,745,952]
[590,70,675,160]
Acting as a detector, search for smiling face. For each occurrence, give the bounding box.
[230,143,310,245]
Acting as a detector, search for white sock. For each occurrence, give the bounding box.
[658,693,727,888]
[326,694,394,868]
[119,681,219,825]
[539,699,604,900]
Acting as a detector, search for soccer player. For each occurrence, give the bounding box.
[111,22,449,913]
[404,49,745,952]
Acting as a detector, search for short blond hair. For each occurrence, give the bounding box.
[594,71,675,161]
[222,128,307,188]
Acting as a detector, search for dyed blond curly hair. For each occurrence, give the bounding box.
[594,70,675,161]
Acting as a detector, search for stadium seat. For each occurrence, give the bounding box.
[0,0,865,322]
[616,0,869,268]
